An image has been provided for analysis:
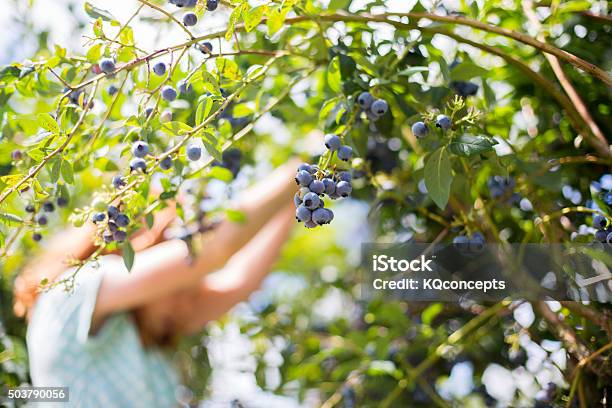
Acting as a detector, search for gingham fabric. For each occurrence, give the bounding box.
[27,255,180,407]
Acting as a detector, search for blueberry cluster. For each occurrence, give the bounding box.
[410,114,451,139]
[168,0,218,27]
[294,163,353,228]
[592,214,612,244]
[487,176,520,204]
[452,232,485,254]
[25,197,68,241]
[92,204,130,243]
[450,81,479,98]
[356,91,388,122]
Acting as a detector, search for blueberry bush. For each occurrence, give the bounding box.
[1,0,611,406]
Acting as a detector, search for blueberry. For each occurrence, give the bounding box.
[411,121,428,138]
[160,110,173,123]
[322,178,336,195]
[297,163,312,173]
[113,230,127,242]
[370,99,388,117]
[206,0,218,11]
[107,85,118,95]
[152,62,167,76]
[296,205,312,222]
[312,208,333,225]
[42,201,55,213]
[25,204,36,213]
[435,114,452,130]
[171,0,189,6]
[337,171,352,182]
[112,175,126,189]
[103,233,114,244]
[593,214,607,229]
[107,221,118,233]
[335,180,352,197]
[469,232,485,253]
[132,141,150,158]
[453,235,469,251]
[604,192,612,206]
[161,86,177,102]
[57,196,68,207]
[187,145,202,161]
[32,233,42,242]
[198,42,213,54]
[308,164,319,174]
[36,215,48,225]
[92,212,106,223]
[145,107,155,118]
[104,207,117,222]
[600,174,612,191]
[187,0,197,6]
[451,81,479,97]
[357,92,373,110]
[293,193,302,207]
[519,198,533,212]
[337,145,353,161]
[11,149,23,161]
[99,57,116,73]
[115,213,130,227]
[304,220,318,229]
[303,192,321,210]
[130,158,147,172]
[160,156,173,170]
[607,232,612,244]
[324,134,342,151]
[309,180,325,195]
[183,12,197,26]
[178,80,193,94]
[594,229,607,242]
[295,170,313,187]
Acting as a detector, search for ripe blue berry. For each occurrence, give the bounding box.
[36,215,48,225]
[107,221,118,233]
[312,208,333,225]
[322,178,336,195]
[600,174,612,191]
[99,58,116,73]
[337,145,353,161]
[412,121,428,138]
[92,212,106,223]
[57,196,69,207]
[32,233,42,242]
[303,192,321,210]
[298,163,311,173]
[198,42,213,54]
[187,145,202,161]
[453,235,469,251]
[160,156,173,170]
[335,180,352,197]
[293,193,302,207]
[130,158,147,172]
[11,150,23,161]
[112,175,126,189]
[304,220,317,229]
[593,215,607,229]
[469,232,485,253]
[296,205,312,222]
[295,170,313,187]
[435,114,452,130]
[370,99,388,117]
[309,180,325,195]
[113,230,127,242]
[178,80,193,94]
[145,107,154,117]
[107,205,119,220]
[103,233,114,244]
[161,86,177,102]
[183,12,197,26]
[115,213,130,227]
[107,85,118,96]
[132,141,150,158]
[152,62,167,76]
[357,92,373,110]
[607,232,612,244]
[42,201,55,212]
[207,0,218,11]
[337,171,352,182]
[594,230,607,242]
[324,134,342,151]
[25,204,36,213]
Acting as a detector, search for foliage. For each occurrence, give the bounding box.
[1,0,611,407]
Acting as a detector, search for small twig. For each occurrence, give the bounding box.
[137,0,195,40]
[48,68,72,89]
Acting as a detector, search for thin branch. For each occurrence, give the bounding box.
[137,0,195,40]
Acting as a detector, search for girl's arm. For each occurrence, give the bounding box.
[93,160,300,323]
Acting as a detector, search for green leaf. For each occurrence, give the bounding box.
[327,56,342,93]
[195,96,213,126]
[424,147,453,210]
[61,160,74,184]
[267,6,289,36]
[199,70,221,95]
[396,66,428,78]
[216,58,240,81]
[421,303,443,325]
[207,166,234,182]
[244,6,265,32]
[451,62,488,81]
[201,130,222,162]
[86,43,103,62]
[0,212,24,226]
[449,134,497,157]
[145,213,154,229]
[49,158,61,183]
[225,3,245,41]
[84,2,115,21]
[122,241,135,272]
[226,208,246,223]
[37,113,59,134]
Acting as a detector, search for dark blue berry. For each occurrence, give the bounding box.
[112,175,126,189]
[42,201,55,212]
[337,145,353,161]
[357,92,373,109]
[115,213,130,227]
[132,141,150,158]
[295,205,312,222]
[182,12,197,26]
[107,205,119,220]
[130,158,147,173]
[92,212,106,223]
[32,233,42,242]
[36,215,48,225]
[25,204,36,213]
[324,134,342,151]
[57,196,68,207]
[160,156,173,170]
[152,62,167,76]
[113,230,127,242]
